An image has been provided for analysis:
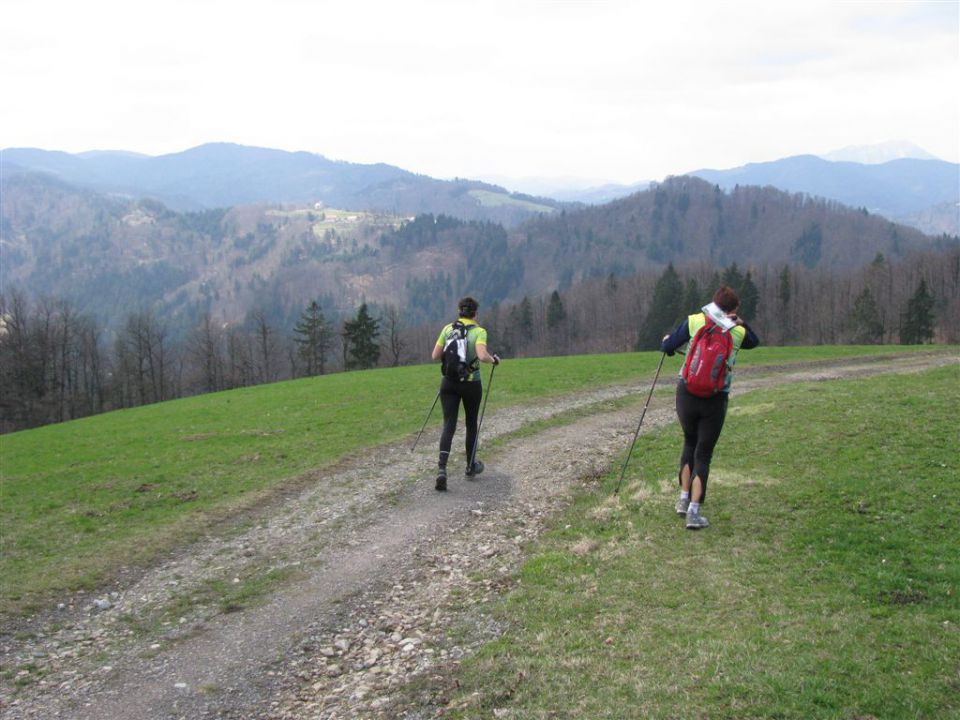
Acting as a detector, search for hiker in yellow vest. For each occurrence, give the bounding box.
[660,286,759,529]
[431,297,500,491]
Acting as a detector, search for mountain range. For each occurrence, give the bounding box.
[2,161,953,335]
[3,142,957,235]
[489,141,957,236]
[0,144,564,228]
[688,155,958,236]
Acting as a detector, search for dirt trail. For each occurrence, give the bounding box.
[2,351,956,719]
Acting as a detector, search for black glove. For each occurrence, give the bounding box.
[661,335,673,357]
[492,354,501,365]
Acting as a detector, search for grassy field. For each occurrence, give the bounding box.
[467,189,558,213]
[440,364,960,719]
[0,344,944,616]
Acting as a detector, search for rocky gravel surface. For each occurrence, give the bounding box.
[2,351,954,719]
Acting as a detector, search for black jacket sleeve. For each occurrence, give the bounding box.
[660,320,690,356]
[740,322,760,350]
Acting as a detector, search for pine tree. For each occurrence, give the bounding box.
[546,290,566,330]
[293,300,333,376]
[682,278,702,313]
[342,303,381,370]
[739,271,759,320]
[518,296,534,337]
[721,263,744,293]
[900,279,935,344]
[848,288,884,344]
[778,266,791,309]
[511,296,534,351]
[637,264,684,350]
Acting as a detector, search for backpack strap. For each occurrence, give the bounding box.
[465,323,483,372]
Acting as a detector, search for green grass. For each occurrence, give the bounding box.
[467,189,558,213]
[440,363,960,719]
[0,344,948,616]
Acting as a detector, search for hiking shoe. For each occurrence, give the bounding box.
[675,497,690,516]
[685,511,710,530]
[465,460,484,478]
[435,468,447,492]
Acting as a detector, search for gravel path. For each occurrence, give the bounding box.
[2,351,955,719]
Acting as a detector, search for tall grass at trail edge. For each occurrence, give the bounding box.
[0,345,944,616]
[441,364,959,719]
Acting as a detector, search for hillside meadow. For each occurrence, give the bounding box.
[434,363,959,719]
[0,345,943,617]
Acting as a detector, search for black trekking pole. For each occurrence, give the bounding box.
[410,390,441,452]
[469,361,497,470]
[614,352,667,495]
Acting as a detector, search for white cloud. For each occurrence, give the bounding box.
[2,0,957,184]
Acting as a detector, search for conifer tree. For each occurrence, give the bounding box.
[293,300,333,376]
[518,296,534,337]
[900,278,935,344]
[721,263,744,292]
[342,303,381,370]
[778,266,791,309]
[637,263,683,350]
[682,278,702,313]
[546,290,566,330]
[776,265,793,343]
[848,288,884,344]
[739,271,759,319]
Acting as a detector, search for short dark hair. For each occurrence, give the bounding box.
[458,296,479,318]
[712,286,740,312]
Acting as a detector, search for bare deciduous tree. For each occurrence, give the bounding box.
[382,304,405,366]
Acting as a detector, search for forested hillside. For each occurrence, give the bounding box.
[2,169,958,433]
[690,155,959,234]
[3,170,952,332]
[516,175,948,286]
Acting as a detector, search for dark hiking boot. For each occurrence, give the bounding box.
[465,460,484,478]
[435,467,447,492]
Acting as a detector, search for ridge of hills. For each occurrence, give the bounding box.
[3,142,958,236]
[0,143,565,227]
[547,155,958,236]
[2,167,953,334]
[689,154,959,228]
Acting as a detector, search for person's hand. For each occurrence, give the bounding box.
[492,354,501,365]
[661,336,675,357]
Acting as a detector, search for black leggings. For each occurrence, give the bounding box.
[675,381,729,502]
[438,377,483,466]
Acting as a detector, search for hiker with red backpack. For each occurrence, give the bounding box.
[660,286,759,529]
[431,297,500,492]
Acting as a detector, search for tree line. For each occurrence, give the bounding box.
[477,248,956,359]
[2,246,956,433]
[0,294,388,433]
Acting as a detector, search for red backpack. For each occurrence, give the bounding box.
[682,318,733,397]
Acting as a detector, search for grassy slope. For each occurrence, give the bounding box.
[0,345,942,615]
[442,363,959,719]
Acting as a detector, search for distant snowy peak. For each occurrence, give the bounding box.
[819,140,940,164]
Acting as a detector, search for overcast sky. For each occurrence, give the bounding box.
[3,0,958,186]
